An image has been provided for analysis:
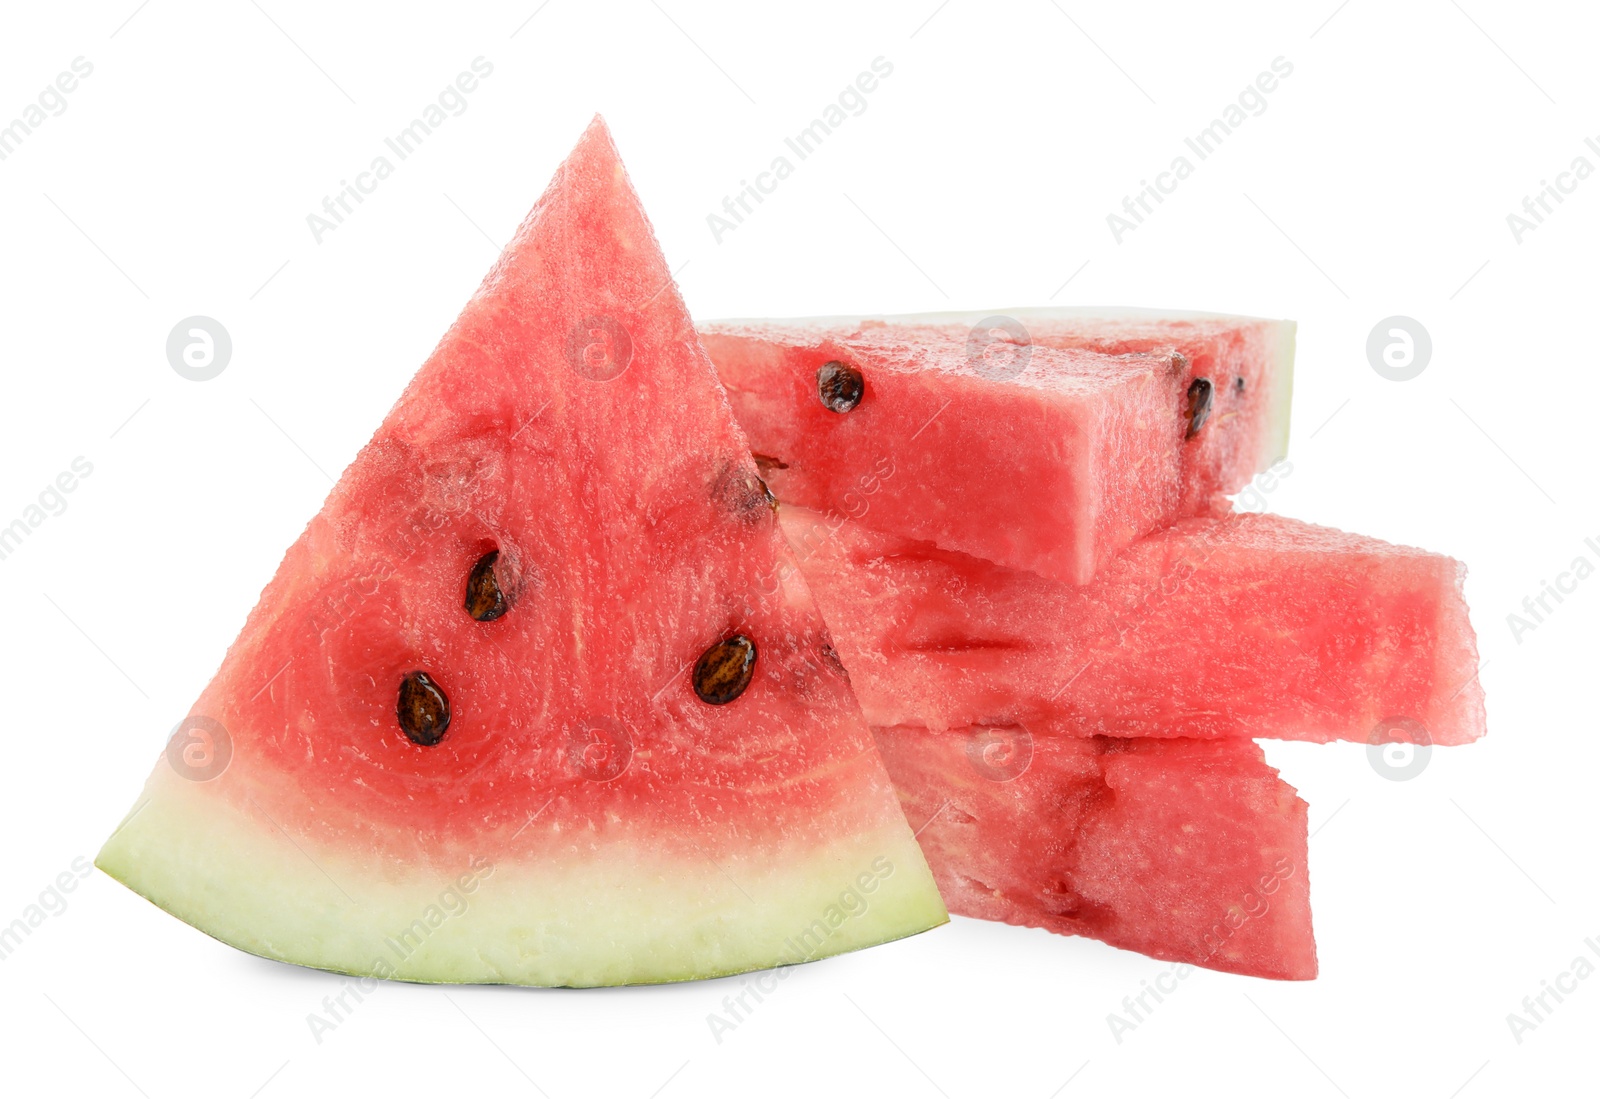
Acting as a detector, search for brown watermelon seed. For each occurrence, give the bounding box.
[464,551,508,622]
[397,671,451,746]
[752,452,789,473]
[817,361,864,413]
[693,634,758,705]
[715,464,778,521]
[818,639,849,680]
[1185,377,1214,438]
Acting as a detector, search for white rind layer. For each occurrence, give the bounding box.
[1262,317,1296,469]
[96,766,947,987]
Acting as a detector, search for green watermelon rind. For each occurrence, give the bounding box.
[97,765,948,988]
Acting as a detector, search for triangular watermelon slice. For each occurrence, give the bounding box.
[96,118,946,986]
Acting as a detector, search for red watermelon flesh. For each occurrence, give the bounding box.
[896,308,1297,510]
[96,118,946,987]
[872,725,1316,979]
[780,504,1484,745]
[700,309,1293,586]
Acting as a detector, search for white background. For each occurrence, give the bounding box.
[1,2,1595,1096]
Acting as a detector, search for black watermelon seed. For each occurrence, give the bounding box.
[1185,377,1214,439]
[1234,376,1246,393]
[816,361,864,413]
[397,671,451,746]
[465,551,509,622]
[693,634,758,705]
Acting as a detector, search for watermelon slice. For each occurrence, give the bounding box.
[96,118,947,987]
[701,309,1294,585]
[779,505,1485,745]
[872,725,1316,979]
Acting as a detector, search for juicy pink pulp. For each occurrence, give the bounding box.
[780,505,1484,746]
[873,726,1316,980]
[949,312,1289,508]
[190,120,895,866]
[702,312,1289,586]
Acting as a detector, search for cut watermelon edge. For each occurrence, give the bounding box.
[702,304,1299,503]
[870,726,1318,980]
[94,116,952,989]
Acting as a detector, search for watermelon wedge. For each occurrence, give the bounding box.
[96,118,947,987]
[701,309,1294,585]
[872,725,1316,979]
[779,505,1485,745]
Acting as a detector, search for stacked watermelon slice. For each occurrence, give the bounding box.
[97,119,1482,987]
[702,314,1486,979]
